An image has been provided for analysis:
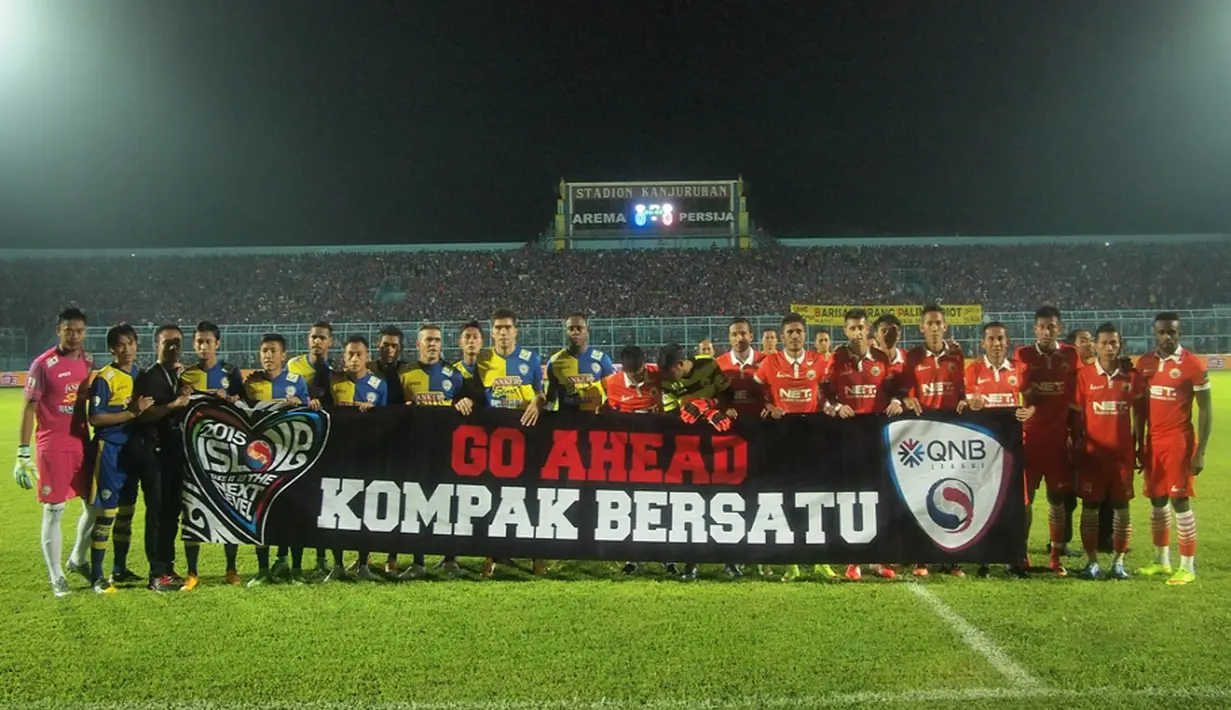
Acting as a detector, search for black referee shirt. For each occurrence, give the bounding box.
[132,362,183,445]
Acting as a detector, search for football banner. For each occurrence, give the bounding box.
[179,398,1026,564]
[791,304,983,327]
[0,371,28,388]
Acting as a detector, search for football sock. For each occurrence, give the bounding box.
[316,548,328,568]
[1079,505,1100,563]
[1111,508,1131,563]
[276,545,289,563]
[255,546,271,573]
[333,548,345,567]
[184,541,200,576]
[224,544,238,572]
[112,505,135,572]
[291,546,304,570]
[69,504,97,568]
[89,509,116,582]
[41,503,66,584]
[358,550,371,566]
[1176,508,1196,569]
[1150,505,1171,564]
[1047,501,1065,554]
[414,553,425,568]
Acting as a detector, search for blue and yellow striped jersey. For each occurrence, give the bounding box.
[88,363,139,444]
[244,369,310,403]
[330,371,388,407]
[546,347,615,412]
[476,347,543,411]
[287,354,333,402]
[181,360,245,398]
[400,361,464,406]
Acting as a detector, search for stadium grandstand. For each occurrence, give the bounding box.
[1,234,1229,369]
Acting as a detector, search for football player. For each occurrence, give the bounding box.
[476,310,546,578]
[244,333,318,587]
[324,335,389,583]
[545,313,614,414]
[1070,324,1141,580]
[83,324,153,594]
[179,321,246,589]
[1135,313,1212,585]
[15,308,95,597]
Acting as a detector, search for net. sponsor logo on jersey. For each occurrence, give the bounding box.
[920,381,955,397]
[885,419,1012,552]
[182,399,331,544]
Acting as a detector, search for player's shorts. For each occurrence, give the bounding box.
[88,439,131,510]
[34,440,88,505]
[1022,429,1072,498]
[1076,455,1134,504]
[1144,432,1195,499]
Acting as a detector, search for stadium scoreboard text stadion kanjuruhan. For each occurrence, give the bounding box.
[554,178,751,249]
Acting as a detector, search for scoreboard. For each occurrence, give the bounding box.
[556,179,748,246]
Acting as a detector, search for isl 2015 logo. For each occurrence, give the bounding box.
[183,401,331,537]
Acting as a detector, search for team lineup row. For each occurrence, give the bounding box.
[12,305,1212,596]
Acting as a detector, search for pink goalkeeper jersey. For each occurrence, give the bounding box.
[25,347,92,447]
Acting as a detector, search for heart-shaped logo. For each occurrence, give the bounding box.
[181,398,331,544]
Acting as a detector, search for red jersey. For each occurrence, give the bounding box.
[602,365,663,414]
[754,350,824,414]
[1137,347,1210,436]
[882,347,906,376]
[25,347,92,447]
[1014,343,1079,433]
[1073,362,1142,462]
[899,345,965,411]
[824,346,894,415]
[717,349,765,417]
[964,357,1029,409]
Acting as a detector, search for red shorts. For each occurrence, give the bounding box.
[1022,430,1072,497]
[35,441,89,505]
[1144,432,1195,499]
[1077,455,1134,503]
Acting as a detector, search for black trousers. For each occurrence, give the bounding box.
[120,438,184,579]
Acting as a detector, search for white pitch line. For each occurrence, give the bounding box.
[904,581,1044,690]
[5,687,1231,710]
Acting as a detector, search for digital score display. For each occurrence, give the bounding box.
[563,180,740,238]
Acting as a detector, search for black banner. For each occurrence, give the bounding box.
[180,399,1026,564]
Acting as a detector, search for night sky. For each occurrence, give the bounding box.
[1,0,1229,248]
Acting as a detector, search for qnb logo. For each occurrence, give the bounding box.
[902,439,988,471]
[926,478,974,533]
[898,439,925,468]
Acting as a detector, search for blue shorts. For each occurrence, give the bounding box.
[89,440,134,510]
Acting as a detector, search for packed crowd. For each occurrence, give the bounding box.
[1,242,1225,335]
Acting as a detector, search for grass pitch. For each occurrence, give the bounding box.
[1,377,1229,709]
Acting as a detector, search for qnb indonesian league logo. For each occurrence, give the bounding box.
[886,420,1010,552]
[183,400,331,541]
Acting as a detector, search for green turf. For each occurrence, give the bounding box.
[0,376,1228,709]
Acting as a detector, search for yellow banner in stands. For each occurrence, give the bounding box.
[790,304,984,327]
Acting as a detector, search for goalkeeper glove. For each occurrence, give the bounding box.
[703,407,733,432]
[680,398,714,425]
[13,445,38,490]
